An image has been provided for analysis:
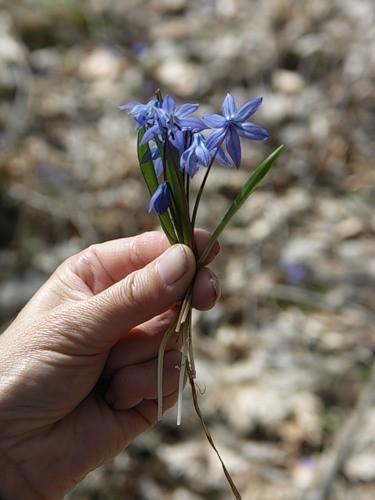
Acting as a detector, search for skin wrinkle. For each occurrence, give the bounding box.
[54,264,92,302]
[127,232,155,276]
[111,259,170,324]
[89,244,118,284]
[102,308,181,378]
[110,350,180,410]
[133,405,155,428]
[120,268,146,311]
[23,423,74,499]
[80,245,116,294]
[32,305,97,355]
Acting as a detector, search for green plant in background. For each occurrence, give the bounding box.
[121,90,284,499]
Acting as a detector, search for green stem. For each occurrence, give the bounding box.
[191,134,226,228]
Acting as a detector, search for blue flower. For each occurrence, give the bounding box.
[159,95,206,131]
[169,129,188,156]
[120,95,206,146]
[119,98,160,131]
[180,133,211,177]
[143,95,206,144]
[148,182,171,215]
[149,145,163,177]
[150,130,187,177]
[203,94,269,167]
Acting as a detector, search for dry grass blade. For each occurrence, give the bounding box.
[157,317,178,420]
[187,364,242,500]
[300,360,375,500]
[177,320,188,426]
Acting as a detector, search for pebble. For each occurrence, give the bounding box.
[272,69,305,94]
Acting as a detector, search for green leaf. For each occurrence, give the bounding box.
[137,128,177,243]
[155,138,193,246]
[198,145,285,266]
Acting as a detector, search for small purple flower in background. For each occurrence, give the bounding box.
[280,261,310,285]
[148,181,171,214]
[180,132,211,177]
[131,41,149,58]
[203,93,269,167]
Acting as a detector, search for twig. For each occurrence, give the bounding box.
[299,359,375,500]
[0,63,33,151]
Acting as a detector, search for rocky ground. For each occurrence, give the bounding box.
[0,0,374,499]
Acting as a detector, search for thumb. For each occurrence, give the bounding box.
[71,244,196,352]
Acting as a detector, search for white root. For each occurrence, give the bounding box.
[177,323,188,426]
[157,319,177,421]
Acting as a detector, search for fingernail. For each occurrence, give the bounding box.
[210,271,221,300]
[158,245,189,285]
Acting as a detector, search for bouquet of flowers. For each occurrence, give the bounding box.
[121,90,283,498]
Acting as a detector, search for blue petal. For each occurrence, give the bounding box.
[176,103,199,118]
[148,182,171,214]
[141,149,152,164]
[202,114,227,128]
[189,163,201,177]
[181,117,208,132]
[180,147,190,168]
[170,130,186,155]
[222,93,237,119]
[119,101,139,111]
[180,148,196,175]
[140,124,160,144]
[236,122,269,141]
[226,127,241,167]
[216,147,232,167]
[154,107,168,128]
[151,146,160,160]
[154,157,163,177]
[195,138,211,167]
[206,128,227,150]
[162,95,176,113]
[233,97,263,123]
[129,103,148,117]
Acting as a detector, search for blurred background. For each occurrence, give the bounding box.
[0,0,374,499]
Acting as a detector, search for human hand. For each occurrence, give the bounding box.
[0,230,220,500]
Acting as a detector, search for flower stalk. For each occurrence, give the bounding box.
[121,90,284,500]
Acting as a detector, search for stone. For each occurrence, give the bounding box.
[344,409,375,482]
[272,69,305,94]
[79,46,123,80]
[155,58,205,96]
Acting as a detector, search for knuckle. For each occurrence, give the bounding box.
[70,246,98,288]
[118,271,144,309]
